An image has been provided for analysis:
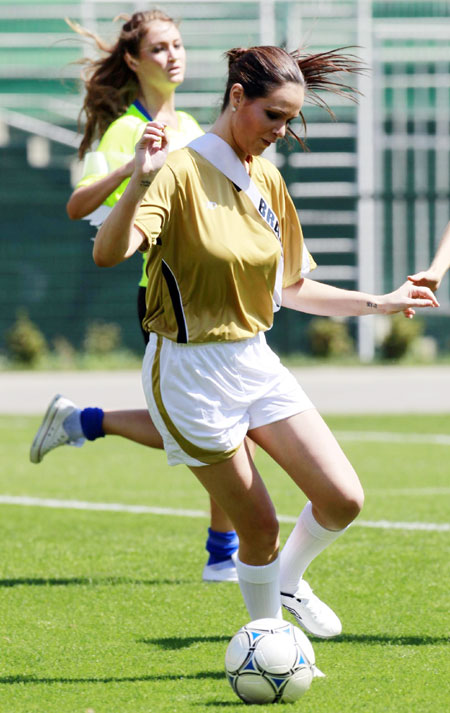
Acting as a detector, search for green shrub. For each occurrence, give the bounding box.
[52,336,77,368]
[5,310,48,365]
[380,314,423,360]
[307,318,354,358]
[83,320,122,356]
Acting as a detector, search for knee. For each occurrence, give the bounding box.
[316,484,364,530]
[261,515,280,551]
[335,485,364,526]
[256,512,280,551]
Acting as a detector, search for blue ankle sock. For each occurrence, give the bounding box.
[80,407,105,441]
[206,528,239,565]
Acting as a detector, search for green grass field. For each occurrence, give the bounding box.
[0,413,448,713]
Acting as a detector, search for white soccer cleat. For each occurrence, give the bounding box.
[281,579,342,639]
[312,665,326,678]
[202,555,238,582]
[29,394,83,464]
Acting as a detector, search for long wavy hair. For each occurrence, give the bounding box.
[222,45,365,147]
[67,10,177,158]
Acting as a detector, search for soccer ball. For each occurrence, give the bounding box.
[225,618,315,704]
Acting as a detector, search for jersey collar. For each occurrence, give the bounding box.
[131,99,153,121]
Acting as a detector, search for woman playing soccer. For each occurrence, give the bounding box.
[82,45,439,637]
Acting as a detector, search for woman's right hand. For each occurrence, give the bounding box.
[407,269,442,293]
[133,121,169,179]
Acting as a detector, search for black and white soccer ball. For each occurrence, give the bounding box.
[225,618,315,704]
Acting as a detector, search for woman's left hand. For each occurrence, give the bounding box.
[381,281,440,319]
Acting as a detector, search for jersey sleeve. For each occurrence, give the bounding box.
[76,117,144,206]
[134,162,179,248]
[279,176,316,287]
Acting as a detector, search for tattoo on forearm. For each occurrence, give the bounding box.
[140,179,152,187]
[367,301,378,309]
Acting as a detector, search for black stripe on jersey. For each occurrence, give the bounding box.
[161,260,188,343]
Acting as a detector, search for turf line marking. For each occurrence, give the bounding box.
[0,495,448,532]
[0,495,206,518]
[366,487,450,496]
[334,431,450,446]
[277,516,450,532]
[348,520,450,532]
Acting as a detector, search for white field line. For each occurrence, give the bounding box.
[347,520,450,532]
[0,495,448,532]
[334,431,450,446]
[366,487,450,496]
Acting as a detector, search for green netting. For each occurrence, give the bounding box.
[374,1,450,18]
[1,48,80,67]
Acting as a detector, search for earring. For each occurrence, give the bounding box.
[231,106,237,112]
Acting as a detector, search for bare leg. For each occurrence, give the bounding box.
[208,496,235,532]
[208,437,255,532]
[102,409,163,448]
[103,409,247,533]
[190,444,279,565]
[31,398,240,577]
[102,410,256,456]
[248,409,364,530]
[190,444,281,618]
[245,435,257,461]
[247,409,363,636]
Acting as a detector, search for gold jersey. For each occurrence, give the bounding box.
[135,147,316,343]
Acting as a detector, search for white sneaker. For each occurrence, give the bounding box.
[202,555,238,582]
[281,580,342,639]
[30,394,83,463]
[312,665,326,678]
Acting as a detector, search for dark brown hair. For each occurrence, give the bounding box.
[67,10,177,158]
[222,45,364,146]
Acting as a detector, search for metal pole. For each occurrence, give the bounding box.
[259,0,277,165]
[357,0,376,361]
[259,0,276,45]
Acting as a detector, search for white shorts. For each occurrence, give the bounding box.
[142,332,314,467]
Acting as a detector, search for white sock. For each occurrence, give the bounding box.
[280,501,347,594]
[62,409,84,441]
[236,556,282,620]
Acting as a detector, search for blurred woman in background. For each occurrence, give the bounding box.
[30,9,241,583]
